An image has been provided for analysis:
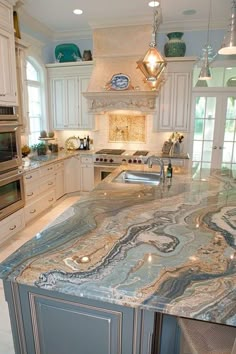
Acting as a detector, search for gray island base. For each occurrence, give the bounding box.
[1,165,236,354]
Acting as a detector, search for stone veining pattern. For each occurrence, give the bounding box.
[0,166,236,326]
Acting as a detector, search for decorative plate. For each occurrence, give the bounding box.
[65,136,80,150]
[106,73,131,91]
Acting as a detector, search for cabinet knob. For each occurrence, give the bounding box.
[30,209,36,214]
[9,225,16,231]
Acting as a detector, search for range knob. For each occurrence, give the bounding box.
[133,159,137,163]
[104,158,107,162]
[128,159,132,163]
[138,160,142,164]
[122,159,126,162]
[100,158,103,162]
[96,158,99,161]
[109,159,114,163]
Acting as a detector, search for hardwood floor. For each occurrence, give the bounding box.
[0,194,80,354]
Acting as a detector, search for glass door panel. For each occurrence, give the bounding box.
[192,95,216,170]
[221,96,236,172]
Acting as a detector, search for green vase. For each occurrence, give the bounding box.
[164,32,186,57]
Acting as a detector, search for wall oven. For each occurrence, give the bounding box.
[0,169,25,221]
[0,121,22,173]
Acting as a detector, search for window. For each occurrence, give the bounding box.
[26,58,45,145]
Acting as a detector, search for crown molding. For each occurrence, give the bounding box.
[51,28,93,41]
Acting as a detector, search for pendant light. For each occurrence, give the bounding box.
[199,0,212,80]
[218,0,236,55]
[137,6,166,85]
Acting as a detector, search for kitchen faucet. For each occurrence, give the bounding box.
[146,156,165,181]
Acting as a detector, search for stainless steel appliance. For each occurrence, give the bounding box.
[93,149,149,185]
[0,121,22,173]
[0,106,18,121]
[0,169,25,221]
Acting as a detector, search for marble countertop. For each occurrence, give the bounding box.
[20,150,189,173]
[1,165,236,326]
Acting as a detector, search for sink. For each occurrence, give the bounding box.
[113,170,162,185]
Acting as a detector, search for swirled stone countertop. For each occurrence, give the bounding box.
[1,165,236,326]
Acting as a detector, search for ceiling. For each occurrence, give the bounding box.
[20,0,232,38]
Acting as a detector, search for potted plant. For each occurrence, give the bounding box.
[21,144,31,157]
[31,142,47,156]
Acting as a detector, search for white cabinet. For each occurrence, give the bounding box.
[0,209,25,245]
[64,156,81,193]
[0,0,17,105]
[47,62,93,130]
[80,155,94,192]
[155,58,195,132]
[50,77,79,129]
[24,165,56,223]
[54,161,65,200]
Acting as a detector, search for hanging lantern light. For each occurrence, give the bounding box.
[218,0,236,55]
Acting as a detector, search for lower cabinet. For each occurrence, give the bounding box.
[4,282,181,354]
[54,161,65,200]
[80,155,94,192]
[0,209,25,245]
[64,156,81,193]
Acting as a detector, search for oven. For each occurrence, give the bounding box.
[94,164,118,186]
[0,121,22,173]
[0,169,25,221]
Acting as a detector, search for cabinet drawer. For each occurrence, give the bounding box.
[24,191,55,224]
[0,209,25,244]
[40,164,55,177]
[54,161,64,171]
[40,176,55,193]
[25,185,40,203]
[24,170,40,184]
[0,1,13,32]
[81,156,93,164]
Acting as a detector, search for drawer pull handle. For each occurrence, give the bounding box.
[48,182,53,185]
[26,175,33,179]
[9,225,16,231]
[0,93,6,97]
[48,167,53,170]
[48,198,54,202]
[30,209,36,214]
[27,192,34,196]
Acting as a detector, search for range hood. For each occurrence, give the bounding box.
[84,25,161,113]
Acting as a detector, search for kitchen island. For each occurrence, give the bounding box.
[0,165,236,354]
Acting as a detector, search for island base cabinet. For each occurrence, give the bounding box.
[3,281,180,354]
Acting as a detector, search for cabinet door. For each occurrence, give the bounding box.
[172,73,190,131]
[51,78,79,130]
[158,73,190,132]
[51,78,66,129]
[55,168,65,199]
[0,28,17,104]
[66,77,79,129]
[64,157,80,193]
[80,165,94,191]
[79,76,92,129]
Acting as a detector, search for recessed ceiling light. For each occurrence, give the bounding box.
[182,9,196,16]
[73,9,83,15]
[148,1,160,7]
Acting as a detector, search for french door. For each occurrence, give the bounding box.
[191,91,236,173]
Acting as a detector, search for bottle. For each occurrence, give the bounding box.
[166,159,173,178]
[86,135,90,150]
[83,136,87,150]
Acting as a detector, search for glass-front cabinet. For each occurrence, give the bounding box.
[191,64,236,174]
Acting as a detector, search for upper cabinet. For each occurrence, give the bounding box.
[0,0,17,105]
[155,58,196,132]
[46,62,93,130]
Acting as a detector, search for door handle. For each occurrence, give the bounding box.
[213,146,217,149]
[219,146,224,150]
